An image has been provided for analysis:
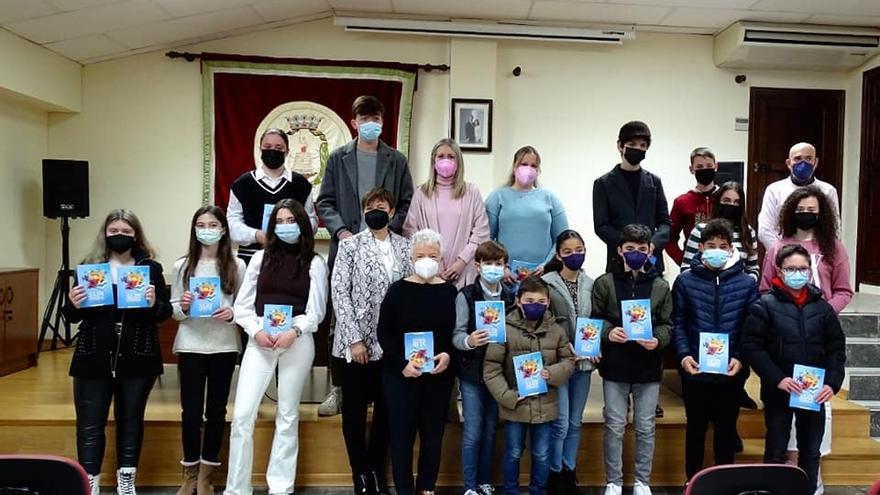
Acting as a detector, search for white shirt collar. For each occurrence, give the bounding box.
[255,166,292,184]
[480,279,501,298]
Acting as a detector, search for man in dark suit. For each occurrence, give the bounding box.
[316,95,414,417]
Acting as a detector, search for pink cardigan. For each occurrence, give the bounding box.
[760,237,853,313]
[403,182,490,289]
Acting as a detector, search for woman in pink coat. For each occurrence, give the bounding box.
[404,138,490,289]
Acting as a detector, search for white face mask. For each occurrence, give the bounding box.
[413,258,439,281]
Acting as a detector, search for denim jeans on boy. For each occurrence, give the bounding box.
[550,369,593,472]
[602,380,660,486]
[460,379,499,491]
[503,421,552,495]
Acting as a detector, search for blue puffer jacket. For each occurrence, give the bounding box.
[672,253,759,382]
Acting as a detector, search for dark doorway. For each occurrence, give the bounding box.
[857,67,880,286]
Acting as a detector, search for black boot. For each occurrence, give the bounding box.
[740,389,758,410]
[355,473,369,495]
[563,468,579,495]
[367,469,391,495]
[546,471,560,495]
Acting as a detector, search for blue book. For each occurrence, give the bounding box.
[790,364,826,412]
[261,203,275,232]
[475,301,506,344]
[574,317,602,358]
[116,266,150,309]
[263,304,293,336]
[189,276,222,318]
[698,332,730,375]
[76,263,114,308]
[513,351,548,398]
[509,260,540,293]
[621,299,652,340]
[404,331,434,373]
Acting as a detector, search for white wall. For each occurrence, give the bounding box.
[46,18,860,282]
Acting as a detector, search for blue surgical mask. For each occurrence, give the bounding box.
[195,228,223,246]
[275,223,301,244]
[358,121,382,142]
[520,302,546,321]
[481,265,504,284]
[783,270,810,290]
[791,160,815,185]
[702,248,730,269]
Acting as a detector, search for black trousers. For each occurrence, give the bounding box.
[73,375,156,475]
[341,361,389,477]
[178,352,237,463]
[764,398,825,493]
[682,379,740,480]
[383,372,454,495]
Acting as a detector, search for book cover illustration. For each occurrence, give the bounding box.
[698,332,729,375]
[621,299,652,340]
[476,301,506,344]
[405,331,435,373]
[189,276,222,318]
[509,260,540,292]
[513,351,548,398]
[116,266,150,309]
[76,263,114,308]
[574,317,602,358]
[263,304,293,336]
[790,364,826,412]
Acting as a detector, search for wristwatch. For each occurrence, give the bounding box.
[293,326,303,338]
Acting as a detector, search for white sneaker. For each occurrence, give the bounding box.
[603,483,622,495]
[115,467,137,495]
[464,490,481,495]
[478,484,495,495]
[88,474,100,495]
[633,480,652,495]
[318,386,342,416]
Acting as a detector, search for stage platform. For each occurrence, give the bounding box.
[1,349,878,489]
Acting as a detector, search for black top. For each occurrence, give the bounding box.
[254,249,312,317]
[230,170,312,235]
[456,278,516,384]
[620,166,642,203]
[377,279,458,376]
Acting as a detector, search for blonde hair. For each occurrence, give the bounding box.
[421,138,467,199]
[82,209,156,263]
[505,145,541,187]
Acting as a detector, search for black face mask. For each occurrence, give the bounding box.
[364,209,390,230]
[694,168,716,186]
[623,147,646,166]
[794,212,819,231]
[106,234,135,254]
[718,204,742,222]
[261,149,286,169]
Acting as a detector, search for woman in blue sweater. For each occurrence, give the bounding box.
[485,146,569,284]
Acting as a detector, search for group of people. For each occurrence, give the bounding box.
[63,95,849,495]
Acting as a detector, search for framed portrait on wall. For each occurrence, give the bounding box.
[451,98,493,152]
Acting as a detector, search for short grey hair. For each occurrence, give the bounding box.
[411,229,443,255]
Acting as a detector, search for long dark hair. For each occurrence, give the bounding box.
[262,199,315,275]
[180,206,239,295]
[711,181,756,257]
[779,185,838,263]
[544,229,586,273]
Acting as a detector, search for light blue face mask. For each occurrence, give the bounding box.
[702,248,731,269]
[275,223,301,244]
[783,270,810,290]
[358,121,382,142]
[195,228,223,246]
[481,265,504,284]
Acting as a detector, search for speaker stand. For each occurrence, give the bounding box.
[38,217,77,353]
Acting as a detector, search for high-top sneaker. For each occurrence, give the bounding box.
[116,467,137,495]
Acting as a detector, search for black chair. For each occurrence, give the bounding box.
[0,455,90,495]
[685,464,811,495]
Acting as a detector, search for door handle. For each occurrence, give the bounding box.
[6,286,13,304]
[3,310,11,322]
[753,162,772,173]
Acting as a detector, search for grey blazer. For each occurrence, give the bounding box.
[317,139,414,266]
[330,230,412,361]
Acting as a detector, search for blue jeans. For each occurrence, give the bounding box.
[460,379,499,490]
[503,421,552,495]
[550,369,593,472]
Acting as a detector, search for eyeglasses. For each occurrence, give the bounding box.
[781,267,811,277]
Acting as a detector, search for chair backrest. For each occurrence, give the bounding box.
[0,455,90,495]
[685,464,811,495]
[867,478,880,495]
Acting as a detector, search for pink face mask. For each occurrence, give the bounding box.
[434,158,457,179]
[515,165,538,186]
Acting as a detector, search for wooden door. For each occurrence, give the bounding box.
[1,271,38,375]
[747,88,845,233]
[857,67,880,286]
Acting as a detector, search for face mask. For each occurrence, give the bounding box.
[261,149,286,170]
[414,257,439,280]
[364,209,390,230]
[702,248,730,269]
[520,302,547,321]
[718,204,742,222]
[694,168,716,186]
[782,270,810,291]
[623,147,646,166]
[196,228,223,246]
[106,234,135,254]
[275,223,301,244]
[622,250,649,270]
[791,160,815,185]
[794,212,819,231]
[481,265,504,284]
[514,165,538,186]
[358,121,382,142]
[562,252,585,271]
[434,158,457,179]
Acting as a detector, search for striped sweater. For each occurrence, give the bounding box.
[681,222,760,280]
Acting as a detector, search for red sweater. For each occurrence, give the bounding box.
[666,189,714,264]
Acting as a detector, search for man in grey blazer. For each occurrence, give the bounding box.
[316,95,414,416]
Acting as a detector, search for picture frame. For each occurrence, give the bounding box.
[451,98,493,152]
